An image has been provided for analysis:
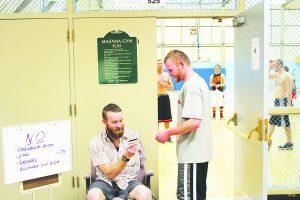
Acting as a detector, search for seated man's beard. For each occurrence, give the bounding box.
[106,126,124,139]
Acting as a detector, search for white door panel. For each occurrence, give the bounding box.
[234,2,269,199]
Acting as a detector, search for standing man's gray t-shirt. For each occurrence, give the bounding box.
[176,73,212,163]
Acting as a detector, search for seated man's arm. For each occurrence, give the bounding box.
[98,160,127,180]
[98,144,138,180]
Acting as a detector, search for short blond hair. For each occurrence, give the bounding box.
[164,50,191,67]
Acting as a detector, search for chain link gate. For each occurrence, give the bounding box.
[268,2,300,194]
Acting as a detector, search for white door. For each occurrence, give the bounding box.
[72,17,158,199]
[0,19,76,200]
[234,2,269,200]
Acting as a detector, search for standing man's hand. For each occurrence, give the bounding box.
[155,130,171,143]
[124,144,138,158]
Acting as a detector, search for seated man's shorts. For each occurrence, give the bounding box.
[269,98,290,127]
[89,179,141,200]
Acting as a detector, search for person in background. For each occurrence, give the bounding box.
[210,64,226,120]
[157,59,174,142]
[87,103,151,200]
[155,50,212,200]
[269,59,293,150]
[283,65,297,106]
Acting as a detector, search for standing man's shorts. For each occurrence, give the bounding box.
[89,179,141,200]
[269,98,290,127]
[177,162,208,200]
[211,90,224,107]
[158,94,172,122]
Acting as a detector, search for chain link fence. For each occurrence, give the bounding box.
[268,2,300,191]
[245,0,262,9]
[0,0,239,13]
[0,0,67,13]
[75,0,237,12]
[0,0,266,13]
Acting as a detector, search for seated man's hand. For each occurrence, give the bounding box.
[155,130,170,144]
[124,143,138,159]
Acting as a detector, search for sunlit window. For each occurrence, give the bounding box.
[157,18,235,63]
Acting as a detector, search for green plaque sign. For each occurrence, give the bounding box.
[98,30,137,84]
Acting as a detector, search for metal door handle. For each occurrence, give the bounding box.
[262,118,272,150]
[227,112,237,126]
[247,118,263,141]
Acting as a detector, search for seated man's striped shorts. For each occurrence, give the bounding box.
[177,162,208,200]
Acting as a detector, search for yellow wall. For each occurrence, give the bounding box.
[0,16,158,199]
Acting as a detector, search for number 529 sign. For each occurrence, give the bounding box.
[117,0,166,7]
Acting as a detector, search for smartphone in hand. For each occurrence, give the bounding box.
[128,138,137,145]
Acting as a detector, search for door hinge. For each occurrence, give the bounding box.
[67,30,70,42]
[72,176,75,188]
[72,30,75,42]
[69,104,77,116]
[74,104,77,116]
[76,176,80,188]
[67,30,74,42]
[69,104,72,116]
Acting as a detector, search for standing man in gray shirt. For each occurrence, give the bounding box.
[155,50,212,200]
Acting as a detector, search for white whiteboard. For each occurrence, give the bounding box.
[1,120,72,184]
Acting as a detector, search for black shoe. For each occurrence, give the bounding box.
[278,142,293,150]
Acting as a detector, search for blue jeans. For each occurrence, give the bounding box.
[89,179,141,200]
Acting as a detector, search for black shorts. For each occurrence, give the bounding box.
[177,162,208,200]
[158,94,172,122]
[269,98,290,127]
